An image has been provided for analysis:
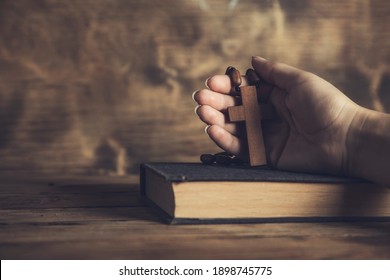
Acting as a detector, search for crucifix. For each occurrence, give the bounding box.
[226,66,275,166]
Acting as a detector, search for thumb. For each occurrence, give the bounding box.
[251,56,306,91]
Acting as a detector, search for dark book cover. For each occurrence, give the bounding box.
[140,162,364,190]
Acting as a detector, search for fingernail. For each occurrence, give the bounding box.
[204,125,211,134]
[252,56,267,62]
[194,105,201,115]
[192,90,198,101]
[205,77,211,88]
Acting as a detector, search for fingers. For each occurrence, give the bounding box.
[193,88,237,111]
[251,56,307,91]
[202,68,276,104]
[196,105,238,135]
[206,125,243,156]
[206,75,250,94]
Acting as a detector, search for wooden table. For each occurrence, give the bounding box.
[1,175,389,260]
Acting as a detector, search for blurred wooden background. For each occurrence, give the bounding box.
[0,0,389,176]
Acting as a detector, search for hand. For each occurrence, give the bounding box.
[194,56,361,175]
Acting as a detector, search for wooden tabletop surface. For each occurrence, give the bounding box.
[1,175,389,260]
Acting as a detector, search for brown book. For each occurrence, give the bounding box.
[140,163,390,224]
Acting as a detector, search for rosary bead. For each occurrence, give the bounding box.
[200,154,216,164]
[215,154,233,165]
[225,66,242,87]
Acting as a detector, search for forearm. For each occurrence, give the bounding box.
[347,108,390,186]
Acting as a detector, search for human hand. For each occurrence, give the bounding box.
[194,56,361,175]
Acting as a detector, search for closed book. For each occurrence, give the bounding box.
[140,163,390,224]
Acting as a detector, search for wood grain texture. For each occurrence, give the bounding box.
[1,176,390,260]
[228,86,267,166]
[0,0,390,175]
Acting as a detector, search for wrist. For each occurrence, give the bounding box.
[344,106,367,178]
[345,106,390,184]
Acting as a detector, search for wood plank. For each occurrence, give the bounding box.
[1,205,389,259]
[2,207,390,237]
[0,207,157,225]
[0,176,142,209]
[1,221,389,259]
[2,236,389,260]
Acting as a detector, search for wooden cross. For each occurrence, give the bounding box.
[228,86,265,166]
[227,67,275,166]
